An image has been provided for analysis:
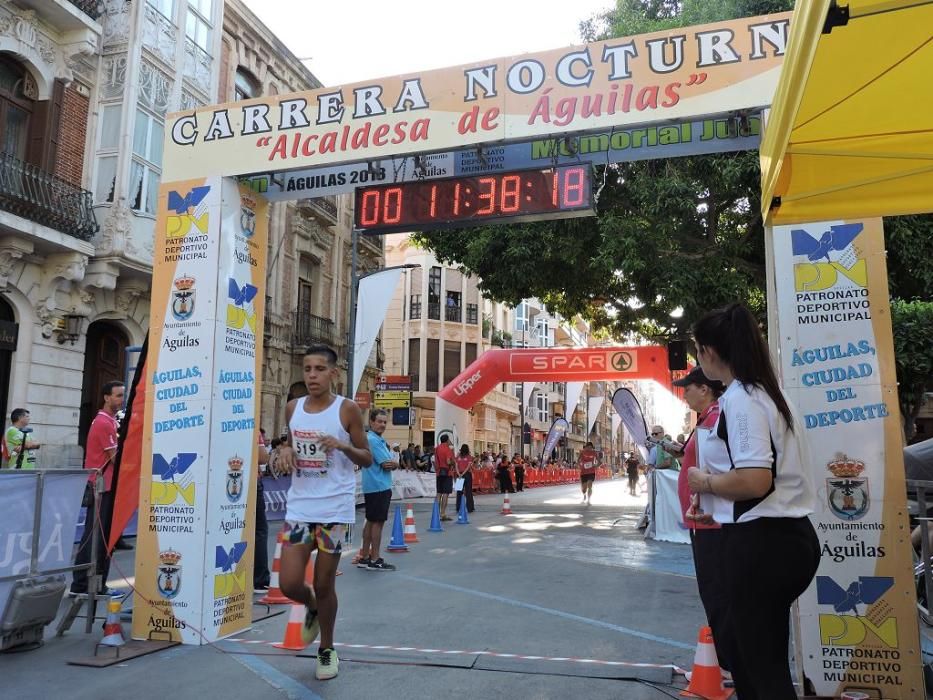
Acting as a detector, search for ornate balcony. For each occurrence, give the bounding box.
[293,311,337,351]
[0,153,98,240]
[68,0,100,19]
[297,196,338,227]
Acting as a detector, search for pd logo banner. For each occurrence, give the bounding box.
[151,452,197,506]
[791,223,866,292]
[213,542,248,598]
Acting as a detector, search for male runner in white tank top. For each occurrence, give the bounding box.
[277,345,372,681]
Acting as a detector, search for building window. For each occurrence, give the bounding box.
[466,303,478,325]
[465,342,477,367]
[536,393,549,423]
[443,341,461,386]
[94,103,121,203]
[130,108,164,214]
[0,56,34,162]
[148,0,175,19]
[235,68,260,101]
[409,294,421,320]
[534,316,552,347]
[186,0,213,51]
[426,339,439,392]
[407,338,420,391]
[295,256,318,333]
[515,302,528,333]
[427,266,441,320]
[445,291,461,322]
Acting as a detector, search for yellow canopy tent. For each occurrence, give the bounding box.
[760,0,933,224]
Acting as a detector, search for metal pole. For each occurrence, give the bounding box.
[347,227,359,398]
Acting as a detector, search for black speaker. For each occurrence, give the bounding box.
[668,340,688,371]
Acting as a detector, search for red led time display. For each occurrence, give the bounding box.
[353,165,593,234]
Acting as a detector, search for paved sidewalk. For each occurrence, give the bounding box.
[2,478,705,700]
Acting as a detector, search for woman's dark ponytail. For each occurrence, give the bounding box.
[694,303,795,432]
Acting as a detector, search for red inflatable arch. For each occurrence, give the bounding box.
[438,346,671,409]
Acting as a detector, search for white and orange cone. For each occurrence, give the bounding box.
[259,529,291,604]
[403,503,419,543]
[99,598,125,647]
[273,604,308,651]
[501,494,512,515]
[680,626,733,700]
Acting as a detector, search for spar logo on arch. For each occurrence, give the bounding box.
[791,223,867,293]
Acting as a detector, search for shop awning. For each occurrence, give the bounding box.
[760,0,933,224]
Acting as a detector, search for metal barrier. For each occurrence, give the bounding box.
[0,470,94,644]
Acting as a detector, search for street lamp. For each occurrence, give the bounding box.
[346,226,419,397]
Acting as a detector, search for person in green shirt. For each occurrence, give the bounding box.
[4,408,40,469]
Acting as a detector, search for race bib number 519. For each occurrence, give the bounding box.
[293,430,327,474]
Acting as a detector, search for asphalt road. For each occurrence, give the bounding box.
[2,478,707,700]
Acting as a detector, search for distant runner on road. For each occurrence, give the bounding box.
[578,441,599,505]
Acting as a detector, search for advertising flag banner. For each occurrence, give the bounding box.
[587,396,604,436]
[542,418,570,462]
[611,388,650,461]
[565,382,585,423]
[163,14,789,181]
[353,268,405,396]
[134,178,267,644]
[770,218,923,698]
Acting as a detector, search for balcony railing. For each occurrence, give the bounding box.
[298,196,338,226]
[69,0,101,19]
[466,304,478,324]
[294,312,336,350]
[427,302,441,320]
[0,153,98,241]
[445,305,462,322]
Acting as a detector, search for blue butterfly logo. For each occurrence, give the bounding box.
[816,575,893,614]
[791,223,863,263]
[152,453,197,481]
[215,542,248,572]
[228,279,258,307]
[167,186,210,215]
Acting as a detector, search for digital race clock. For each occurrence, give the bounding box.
[353,165,594,234]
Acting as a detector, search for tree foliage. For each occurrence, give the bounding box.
[414,0,931,349]
[890,300,933,441]
[415,0,792,342]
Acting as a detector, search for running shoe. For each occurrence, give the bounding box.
[316,647,339,680]
[366,558,397,572]
[300,603,320,645]
[356,557,371,569]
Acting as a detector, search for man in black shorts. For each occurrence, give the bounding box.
[360,409,398,571]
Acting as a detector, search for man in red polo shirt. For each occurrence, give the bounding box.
[71,381,125,595]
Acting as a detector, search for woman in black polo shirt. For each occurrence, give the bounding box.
[686,303,819,700]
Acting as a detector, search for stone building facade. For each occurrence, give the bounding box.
[220,0,384,436]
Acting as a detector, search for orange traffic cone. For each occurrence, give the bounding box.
[99,598,125,647]
[501,494,512,515]
[403,503,419,543]
[681,626,733,700]
[259,530,291,604]
[273,603,308,650]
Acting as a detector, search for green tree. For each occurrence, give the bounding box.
[890,300,933,442]
[416,0,793,342]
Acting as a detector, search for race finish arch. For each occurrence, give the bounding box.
[135,6,923,698]
[138,10,792,645]
[434,347,670,448]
